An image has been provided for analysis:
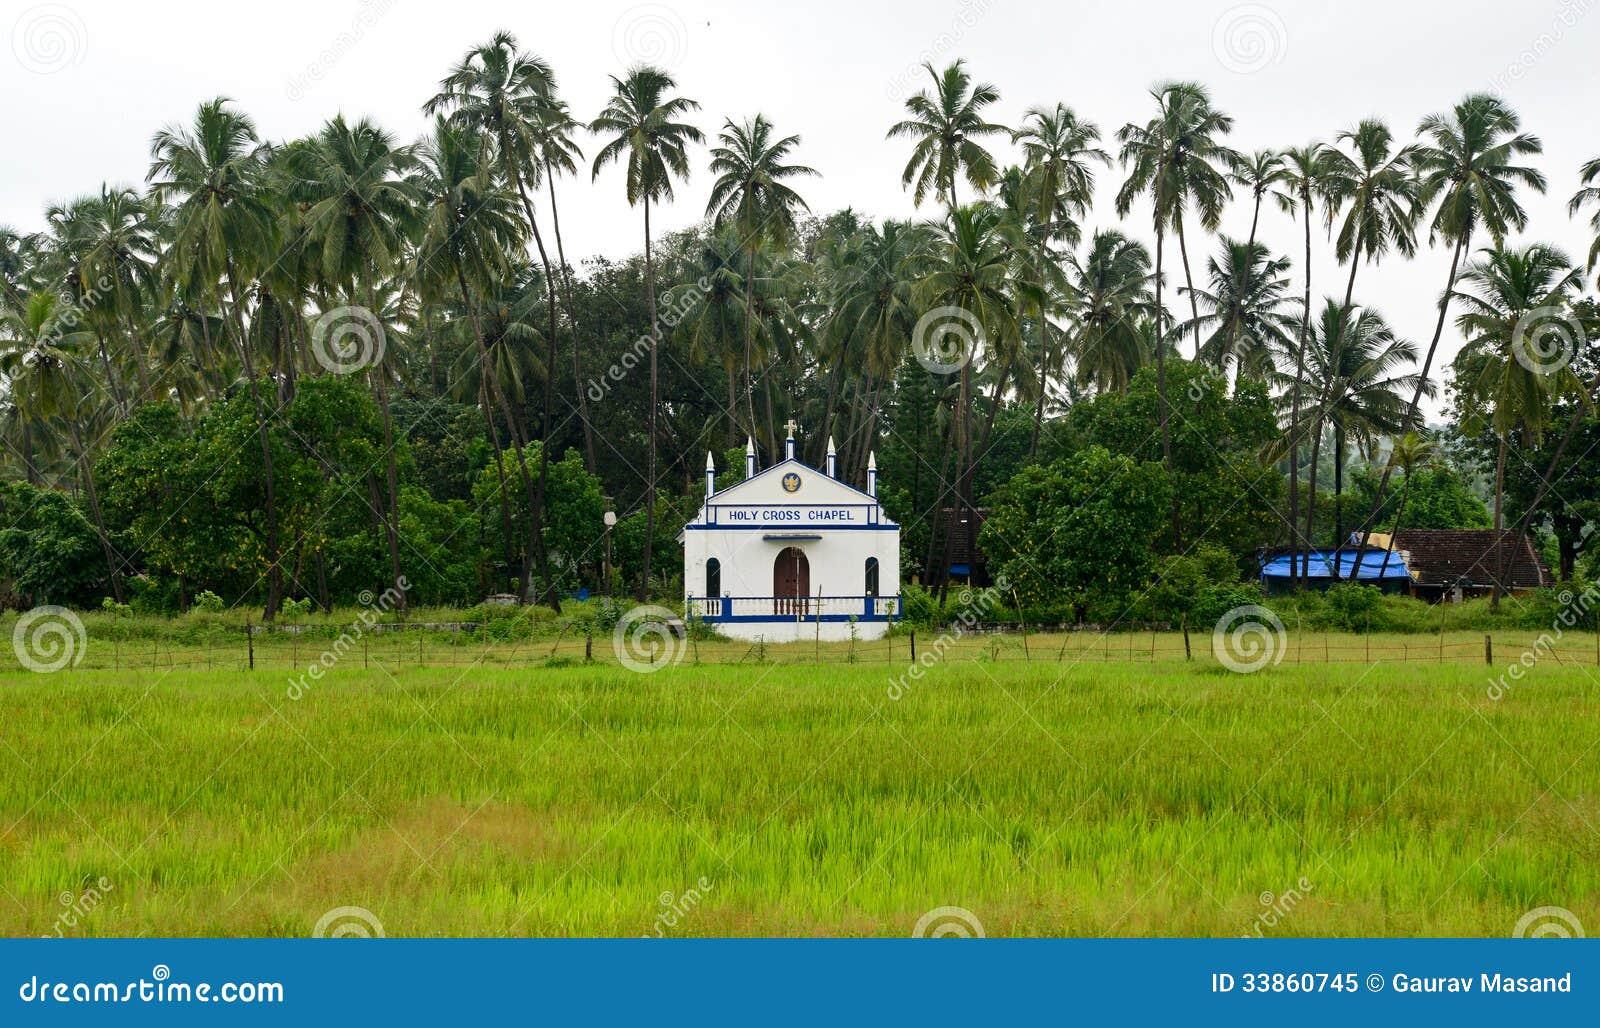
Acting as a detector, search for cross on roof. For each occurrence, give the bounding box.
[785,419,798,438]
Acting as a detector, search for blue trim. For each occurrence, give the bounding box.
[684,524,899,532]
[705,614,895,624]
[688,595,902,624]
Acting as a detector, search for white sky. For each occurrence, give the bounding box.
[5,0,1597,418]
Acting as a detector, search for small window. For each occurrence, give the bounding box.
[864,557,880,597]
[706,557,722,597]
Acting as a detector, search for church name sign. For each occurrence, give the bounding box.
[708,504,877,527]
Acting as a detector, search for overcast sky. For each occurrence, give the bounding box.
[5,0,1596,418]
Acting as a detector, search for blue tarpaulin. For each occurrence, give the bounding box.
[1259,549,1411,581]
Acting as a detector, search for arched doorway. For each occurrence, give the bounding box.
[773,546,810,616]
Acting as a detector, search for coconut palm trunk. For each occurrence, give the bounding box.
[545,164,599,473]
[1346,233,1470,568]
[639,195,658,602]
[224,259,283,620]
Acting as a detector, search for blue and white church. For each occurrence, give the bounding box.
[680,423,900,642]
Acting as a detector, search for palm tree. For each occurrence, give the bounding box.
[821,219,930,478]
[1228,148,1286,248]
[45,185,161,400]
[1178,236,1299,381]
[0,228,43,314]
[529,97,598,473]
[1013,103,1108,453]
[285,115,420,612]
[705,114,817,452]
[1450,243,1584,606]
[1569,156,1600,288]
[1061,229,1156,394]
[1347,95,1545,565]
[410,119,528,580]
[1117,81,1237,544]
[1292,300,1429,562]
[425,31,566,609]
[1274,143,1333,586]
[0,290,124,601]
[1322,120,1421,309]
[911,202,1023,596]
[147,98,285,618]
[886,60,1007,214]
[589,65,702,601]
[1117,82,1237,356]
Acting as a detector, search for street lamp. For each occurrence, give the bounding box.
[603,501,617,599]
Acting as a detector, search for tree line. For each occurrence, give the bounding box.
[3,33,1599,619]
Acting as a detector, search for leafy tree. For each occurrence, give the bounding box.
[980,446,1171,622]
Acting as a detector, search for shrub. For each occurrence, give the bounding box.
[190,591,225,614]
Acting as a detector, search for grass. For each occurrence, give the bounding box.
[1,650,1597,937]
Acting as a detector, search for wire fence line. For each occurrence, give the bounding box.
[9,626,1600,674]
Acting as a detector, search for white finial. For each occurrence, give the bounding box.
[867,451,878,497]
[825,435,838,478]
[827,436,836,454]
[745,436,755,454]
[868,451,877,471]
[745,435,757,477]
[705,451,715,470]
[784,420,797,460]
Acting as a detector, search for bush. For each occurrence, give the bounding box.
[190,591,225,614]
[1320,583,1386,632]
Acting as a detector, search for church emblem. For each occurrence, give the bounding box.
[781,472,802,493]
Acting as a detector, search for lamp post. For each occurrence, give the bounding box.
[603,501,617,600]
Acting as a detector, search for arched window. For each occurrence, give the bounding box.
[706,557,722,598]
[864,557,880,597]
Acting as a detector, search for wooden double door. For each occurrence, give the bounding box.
[773,546,810,615]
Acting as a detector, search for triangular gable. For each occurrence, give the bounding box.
[689,457,896,527]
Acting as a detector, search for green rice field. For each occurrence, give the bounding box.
[1,646,1597,937]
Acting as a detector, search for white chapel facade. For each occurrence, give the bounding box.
[680,424,901,642]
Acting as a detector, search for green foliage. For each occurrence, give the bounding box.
[190,590,225,614]
[0,481,106,606]
[1066,359,1283,560]
[981,446,1171,621]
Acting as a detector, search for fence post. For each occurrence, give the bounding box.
[1485,633,1493,666]
[245,622,254,670]
[910,631,916,663]
[1182,616,1191,661]
[585,631,593,663]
